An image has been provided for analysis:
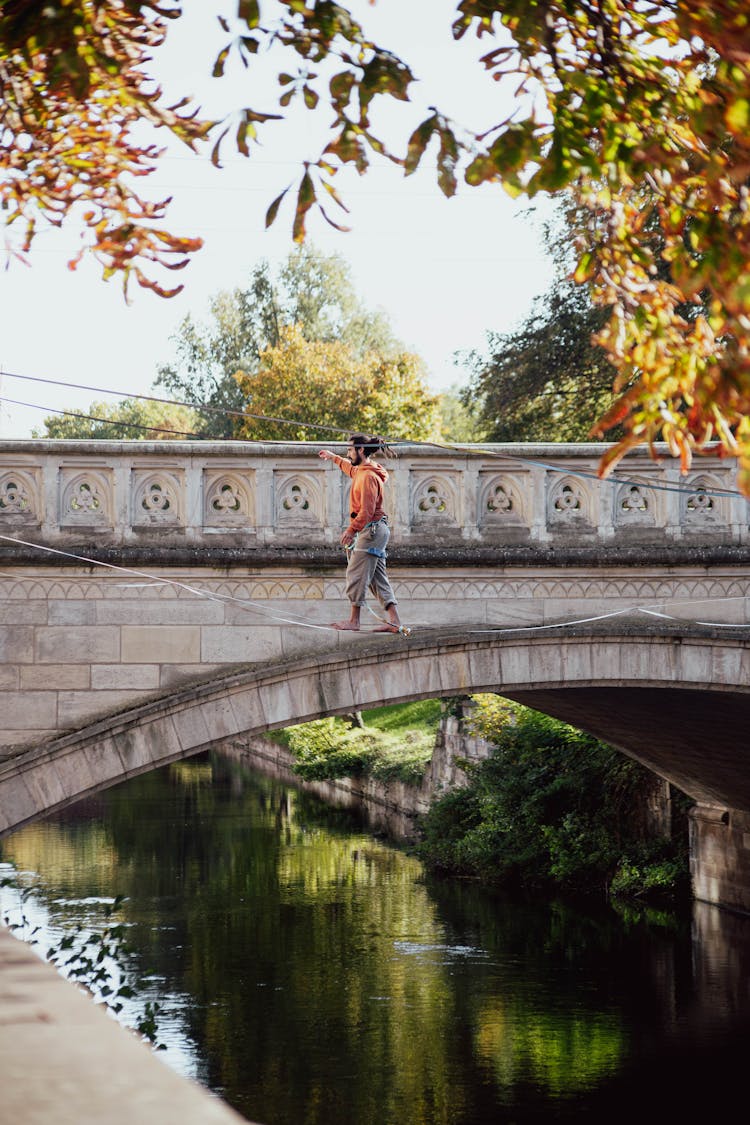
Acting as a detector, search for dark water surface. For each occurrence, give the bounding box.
[2,752,749,1124]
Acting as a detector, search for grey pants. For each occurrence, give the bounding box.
[345,519,397,609]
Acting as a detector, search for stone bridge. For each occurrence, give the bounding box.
[1,439,750,911]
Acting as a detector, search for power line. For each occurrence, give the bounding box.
[0,372,352,436]
[0,397,204,440]
[0,368,746,502]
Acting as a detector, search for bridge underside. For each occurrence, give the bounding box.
[506,686,750,811]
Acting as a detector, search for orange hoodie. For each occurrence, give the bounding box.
[332,456,388,535]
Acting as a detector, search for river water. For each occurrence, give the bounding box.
[2,752,750,1124]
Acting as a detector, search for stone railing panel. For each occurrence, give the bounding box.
[0,439,747,549]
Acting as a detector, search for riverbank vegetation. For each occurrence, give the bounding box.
[275,699,443,786]
[416,697,692,905]
[281,694,691,905]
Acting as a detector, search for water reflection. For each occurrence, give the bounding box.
[1,752,750,1124]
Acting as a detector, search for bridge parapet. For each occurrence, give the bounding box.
[0,440,747,552]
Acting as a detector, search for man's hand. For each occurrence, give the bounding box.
[318,449,335,461]
[340,531,355,548]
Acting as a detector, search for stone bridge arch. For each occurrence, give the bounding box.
[3,623,750,835]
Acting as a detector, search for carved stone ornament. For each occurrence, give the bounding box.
[411,472,460,525]
[131,470,184,527]
[547,475,595,527]
[682,474,728,528]
[204,471,255,528]
[60,470,113,528]
[479,473,526,526]
[274,471,323,527]
[0,468,42,524]
[614,479,656,526]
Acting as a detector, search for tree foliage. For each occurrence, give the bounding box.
[462,282,616,443]
[234,324,441,441]
[32,397,201,440]
[437,384,488,443]
[0,0,210,295]
[417,699,691,902]
[461,202,620,441]
[8,4,750,487]
[157,244,404,438]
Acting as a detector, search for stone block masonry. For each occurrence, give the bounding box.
[1,440,750,747]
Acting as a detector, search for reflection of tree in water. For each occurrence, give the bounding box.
[2,752,734,1125]
[423,876,702,1102]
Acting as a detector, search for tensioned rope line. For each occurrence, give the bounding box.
[0,368,745,503]
[2,385,744,505]
[0,533,418,634]
[0,531,748,637]
[400,440,748,502]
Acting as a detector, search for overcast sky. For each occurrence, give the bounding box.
[0,1,556,440]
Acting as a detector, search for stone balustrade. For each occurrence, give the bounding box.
[0,439,747,552]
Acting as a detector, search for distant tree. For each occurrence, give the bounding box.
[156,245,403,439]
[462,196,711,443]
[462,282,617,443]
[437,385,488,444]
[234,325,441,443]
[459,199,617,442]
[32,398,201,441]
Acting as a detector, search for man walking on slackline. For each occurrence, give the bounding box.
[318,434,409,634]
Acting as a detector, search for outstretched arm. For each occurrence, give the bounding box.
[318,449,354,478]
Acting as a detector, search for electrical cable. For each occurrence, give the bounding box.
[0,372,355,436]
[0,396,204,440]
[0,368,745,503]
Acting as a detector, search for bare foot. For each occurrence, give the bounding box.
[373,623,412,636]
[331,621,361,631]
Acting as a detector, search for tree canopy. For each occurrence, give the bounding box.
[234,324,441,441]
[460,201,624,442]
[462,281,617,444]
[0,0,209,295]
[6,3,750,485]
[156,244,405,438]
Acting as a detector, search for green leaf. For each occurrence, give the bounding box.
[437,125,459,197]
[303,84,319,109]
[265,185,290,229]
[238,0,260,28]
[292,172,316,242]
[573,251,595,284]
[213,45,230,79]
[329,70,355,107]
[465,155,495,186]
[725,98,750,133]
[405,115,437,176]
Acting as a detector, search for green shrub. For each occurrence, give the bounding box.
[283,702,442,785]
[286,718,378,780]
[609,841,691,902]
[417,700,691,901]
